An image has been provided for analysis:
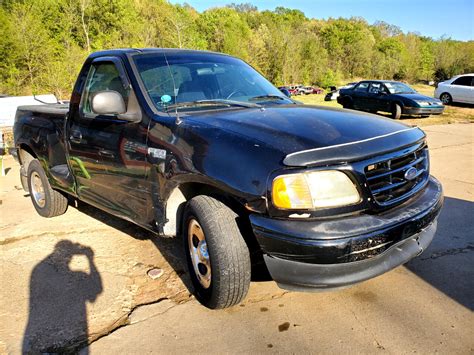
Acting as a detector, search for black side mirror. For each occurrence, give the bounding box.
[280,88,291,97]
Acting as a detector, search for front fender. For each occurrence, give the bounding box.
[145,117,286,227]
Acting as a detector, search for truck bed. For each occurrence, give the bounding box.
[16,103,69,119]
[14,103,72,192]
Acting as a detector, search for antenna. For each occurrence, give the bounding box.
[163,52,180,123]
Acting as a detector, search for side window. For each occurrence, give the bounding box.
[81,62,130,115]
[355,82,369,92]
[452,76,472,86]
[369,83,382,94]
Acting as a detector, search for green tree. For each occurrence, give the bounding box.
[198,8,251,59]
[0,1,473,97]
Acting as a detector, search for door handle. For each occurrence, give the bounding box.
[70,131,82,144]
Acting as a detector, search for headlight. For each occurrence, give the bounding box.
[272,170,361,209]
[415,101,430,106]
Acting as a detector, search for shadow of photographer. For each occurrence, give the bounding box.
[22,240,102,354]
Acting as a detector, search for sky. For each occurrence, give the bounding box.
[171,0,474,41]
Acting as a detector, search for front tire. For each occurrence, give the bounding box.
[27,159,68,218]
[391,103,402,119]
[183,195,251,309]
[440,92,452,105]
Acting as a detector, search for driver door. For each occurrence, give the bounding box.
[68,57,149,223]
[367,83,391,112]
[351,82,370,109]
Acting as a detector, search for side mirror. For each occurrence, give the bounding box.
[280,88,291,97]
[92,91,126,115]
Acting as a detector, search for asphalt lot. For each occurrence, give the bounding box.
[0,123,473,353]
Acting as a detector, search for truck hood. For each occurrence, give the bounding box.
[182,105,424,166]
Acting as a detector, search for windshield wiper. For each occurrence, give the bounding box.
[166,99,261,111]
[249,95,287,102]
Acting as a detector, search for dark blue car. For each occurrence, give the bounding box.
[337,80,444,119]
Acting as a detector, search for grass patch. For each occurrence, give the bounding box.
[295,86,474,127]
[295,93,339,108]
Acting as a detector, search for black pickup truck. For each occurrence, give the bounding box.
[13,49,443,309]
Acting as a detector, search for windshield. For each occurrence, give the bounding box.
[384,82,416,94]
[132,52,292,111]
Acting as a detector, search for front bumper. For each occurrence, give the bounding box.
[250,176,443,290]
[403,106,444,115]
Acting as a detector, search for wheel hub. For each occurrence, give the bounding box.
[30,171,46,208]
[188,218,211,289]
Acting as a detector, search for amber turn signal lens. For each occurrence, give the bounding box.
[272,174,313,209]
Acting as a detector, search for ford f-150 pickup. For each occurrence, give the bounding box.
[13,49,443,309]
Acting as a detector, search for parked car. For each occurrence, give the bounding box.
[434,73,474,105]
[13,49,443,309]
[311,86,324,94]
[291,85,304,95]
[338,80,444,119]
[285,85,299,95]
[324,83,357,101]
[296,86,312,95]
[297,86,323,95]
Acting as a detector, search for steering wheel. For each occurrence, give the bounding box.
[226,90,246,100]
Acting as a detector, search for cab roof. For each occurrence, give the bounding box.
[88,48,233,60]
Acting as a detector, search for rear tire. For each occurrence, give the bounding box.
[440,92,452,105]
[342,98,353,109]
[391,103,402,119]
[183,195,251,309]
[27,159,68,218]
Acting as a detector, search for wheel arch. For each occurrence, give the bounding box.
[18,143,37,166]
[342,95,352,104]
[162,181,252,237]
[17,144,38,192]
[393,99,404,108]
[440,92,453,102]
[161,181,262,259]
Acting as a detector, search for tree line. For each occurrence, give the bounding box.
[1,0,473,98]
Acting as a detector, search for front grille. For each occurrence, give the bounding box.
[365,144,429,205]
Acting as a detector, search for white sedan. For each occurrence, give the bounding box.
[435,74,474,105]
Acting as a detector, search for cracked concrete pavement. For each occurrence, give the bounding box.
[1,123,473,354]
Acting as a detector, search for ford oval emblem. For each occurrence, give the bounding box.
[404,167,418,181]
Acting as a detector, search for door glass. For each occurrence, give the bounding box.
[369,83,382,94]
[452,76,472,86]
[81,62,130,115]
